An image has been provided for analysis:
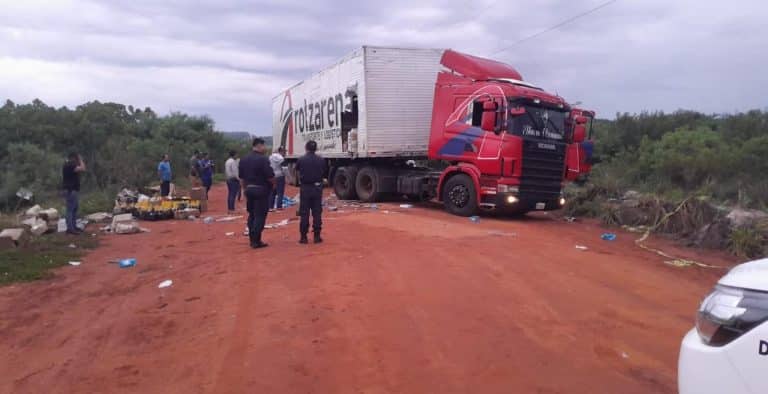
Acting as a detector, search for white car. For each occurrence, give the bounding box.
[679,258,768,394]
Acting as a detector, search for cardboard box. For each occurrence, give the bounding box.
[189,187,207,201]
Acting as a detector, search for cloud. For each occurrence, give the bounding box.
[0,0,766,130]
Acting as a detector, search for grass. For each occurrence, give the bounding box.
[0,231,99,285]
[728,227,765,258]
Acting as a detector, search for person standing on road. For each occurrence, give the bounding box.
[157,154,172,197]
[269,146,286,211]
[62,152,86,235]
[199,152,214,196]
[189,150,201,187]
[296,140,326,244]
[225,150,240,214]
[239,138,275,249]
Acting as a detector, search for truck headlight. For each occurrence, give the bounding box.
[559,197,566,206]
[696,284,768,346]
[506,195,519,204]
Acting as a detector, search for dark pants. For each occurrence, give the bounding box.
[245,185,270,245]
[160,181,170,197]
[226,178,239,211]
[269,176,286,209]
[65,190,79,232]
[299,184,323,235]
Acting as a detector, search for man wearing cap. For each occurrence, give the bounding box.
[295,140,326,244]
[238,138,275,249]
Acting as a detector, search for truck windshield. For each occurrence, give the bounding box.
[508,105,567,141]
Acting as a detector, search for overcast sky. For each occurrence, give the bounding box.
[1,0,766,132]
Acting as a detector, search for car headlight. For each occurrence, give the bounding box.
[696,284,768,346]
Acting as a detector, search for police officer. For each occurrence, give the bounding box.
[296,140,326,244]
[238,137,275,249]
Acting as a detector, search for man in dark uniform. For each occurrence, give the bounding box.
[295,140,326,244]
[238,138,275,249]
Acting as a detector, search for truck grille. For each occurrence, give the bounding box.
[519,139,565,201]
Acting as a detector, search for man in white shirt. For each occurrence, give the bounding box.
[225,150,240,214]
[269,147,286,211]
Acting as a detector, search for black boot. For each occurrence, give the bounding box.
[313,231,323,244]
[299,234,308,244]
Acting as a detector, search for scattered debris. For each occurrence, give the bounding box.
[575,245,589,251]
[328,206,339,211]
[564,216,576,223]
[399,204,414,209]
[39,208,59,222]
[25,205,42,217]
[621,352,630,359]
[118,258,137,268]
[264,219,290,229]
[0,228,27,250]
[469,216,480,223]
[110,213,141,234]
[225,232,235,236]
[58,219,67,233]
[114,222,141,234]
[68,243,77,249]
[16,187,34,201]
[158,280,173,289]
[216,215,243,222]
[85,212,112,222]
[203,217,214,224]
[68,261,81,266]
[601,233,617,241]
[188,216,197,221]
[29,220,49,236]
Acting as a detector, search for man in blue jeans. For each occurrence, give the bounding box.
[269,147,286,211]
[62,152,86,235]
[157,154,172,197]
[225,150,240,214]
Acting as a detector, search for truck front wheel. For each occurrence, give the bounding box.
[333,166,358,200]
[442,174,478,217]
[355,166,381,202]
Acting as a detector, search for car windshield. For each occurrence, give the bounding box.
[508,105,567,141]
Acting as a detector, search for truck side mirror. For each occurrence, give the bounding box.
[481,101,499,133]
[573,124,586,143]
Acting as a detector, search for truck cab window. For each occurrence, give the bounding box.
[471,101,483,127]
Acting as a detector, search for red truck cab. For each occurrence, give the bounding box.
[428,50,574,215]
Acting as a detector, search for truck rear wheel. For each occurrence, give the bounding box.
[443,174,478,217]
[355,166,382,202]
[333,166,358,200]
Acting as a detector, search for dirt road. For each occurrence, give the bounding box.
[0,184,736,393]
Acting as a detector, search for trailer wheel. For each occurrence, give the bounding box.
[333,166,358,200]
[355,166,381,202]
[442,174,478,217]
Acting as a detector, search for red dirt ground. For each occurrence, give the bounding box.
[0,184,738,393]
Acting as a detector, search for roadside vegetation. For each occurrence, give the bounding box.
[566,109,768,258]
[0,99,252,213]
[0,99,253,285]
